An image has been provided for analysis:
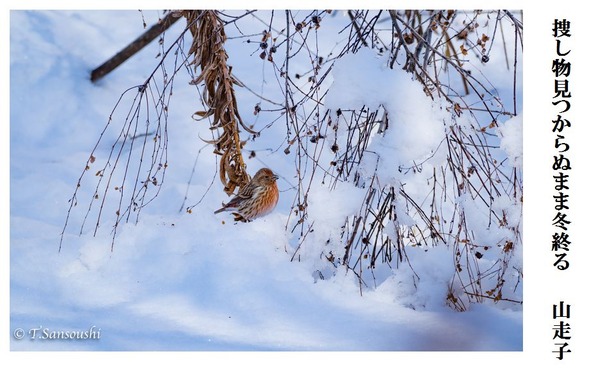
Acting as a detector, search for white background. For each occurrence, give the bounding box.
[2,0,598,388]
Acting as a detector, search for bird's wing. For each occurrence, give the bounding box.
[236,183,256,199]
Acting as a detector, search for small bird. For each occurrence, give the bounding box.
[214,168,279,222]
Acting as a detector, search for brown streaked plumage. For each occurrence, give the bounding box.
[214,168,279,221]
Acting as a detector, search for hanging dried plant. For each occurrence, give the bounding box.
[182,10,255,196]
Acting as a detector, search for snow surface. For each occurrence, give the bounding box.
[9,9,522,353]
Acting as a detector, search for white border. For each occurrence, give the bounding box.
[3,1,598,388]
